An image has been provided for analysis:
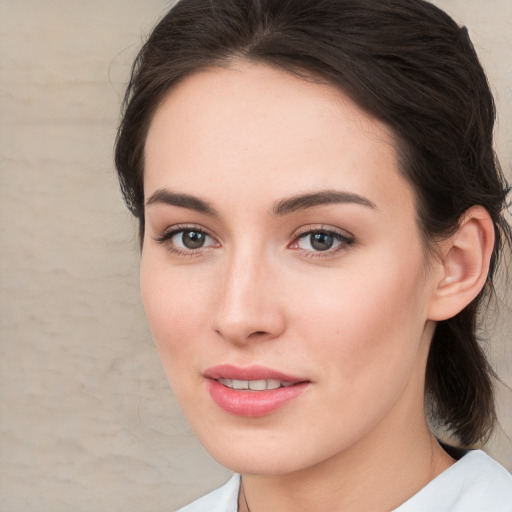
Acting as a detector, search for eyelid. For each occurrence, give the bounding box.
[154,222,214,238]
[288,224,355,255]
[290,224,354,242]
[153,224,220,254]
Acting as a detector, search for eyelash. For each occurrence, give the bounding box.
[154,224,219,257]
[154,225,355,258]
[289,226,355,258]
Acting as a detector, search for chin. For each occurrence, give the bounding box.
[191,424,331,476]
[212,450,306,476]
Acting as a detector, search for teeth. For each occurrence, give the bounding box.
[232,379,248,390]
[218,378,295,390]
[249,380,267,391]
[266,379,281,390]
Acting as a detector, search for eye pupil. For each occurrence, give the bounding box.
[311,232,334,251]
[182,230,205,249]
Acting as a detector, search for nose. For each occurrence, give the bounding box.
[212,250,286,345]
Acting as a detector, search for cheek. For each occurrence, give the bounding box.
[293,252,430,388]
[139,254,212,376]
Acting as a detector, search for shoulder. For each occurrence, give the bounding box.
[175,474,240,512]
[395,450,512,512]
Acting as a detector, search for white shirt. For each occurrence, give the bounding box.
[176,450,512,512]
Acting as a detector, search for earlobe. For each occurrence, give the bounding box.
[428,206,495,321]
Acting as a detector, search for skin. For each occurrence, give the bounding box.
[141,62,457,511]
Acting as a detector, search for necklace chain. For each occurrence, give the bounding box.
[240,477,251,512]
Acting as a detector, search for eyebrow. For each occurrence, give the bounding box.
[272,190,376,216]
[145,189,218,216]
[145,188,375,217]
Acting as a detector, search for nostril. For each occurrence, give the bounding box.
[248,331,269,338]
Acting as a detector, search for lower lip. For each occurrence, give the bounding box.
[206,379,309,417]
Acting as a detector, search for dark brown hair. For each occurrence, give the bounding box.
[115,0,511,447]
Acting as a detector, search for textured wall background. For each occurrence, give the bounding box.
[0,1,510,511]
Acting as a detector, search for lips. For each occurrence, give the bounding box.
[204,364,310,417]
[218,378,295,390]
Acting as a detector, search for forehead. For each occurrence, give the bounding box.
[144,62,413,213]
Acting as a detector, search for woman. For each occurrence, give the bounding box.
[115,0,512,510]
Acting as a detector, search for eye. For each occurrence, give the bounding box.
[291,228,354,254]
[155,226,218,254]
[172,230,210,250]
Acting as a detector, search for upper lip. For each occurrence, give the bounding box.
[204,364,308,383]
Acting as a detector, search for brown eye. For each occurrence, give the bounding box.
[178,230,207,249]
[309,232,334,251]
[295,230,353,253]
[155,227,218,253]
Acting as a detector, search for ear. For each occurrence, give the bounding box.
[428,206,495,321]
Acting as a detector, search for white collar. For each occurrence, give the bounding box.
[177,450,512,512]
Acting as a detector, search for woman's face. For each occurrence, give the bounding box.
[141,62,441,475]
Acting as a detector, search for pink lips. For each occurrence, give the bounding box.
[204,364,310,417]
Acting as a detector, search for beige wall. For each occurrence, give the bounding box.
[0,1,510,510]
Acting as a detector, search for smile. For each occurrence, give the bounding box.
[204,365,311,417]
[218,378,295,390]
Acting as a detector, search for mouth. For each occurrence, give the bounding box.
[204,365,310,417]
[217,378,295,390]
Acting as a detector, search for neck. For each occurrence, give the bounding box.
[239,410,454,512]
